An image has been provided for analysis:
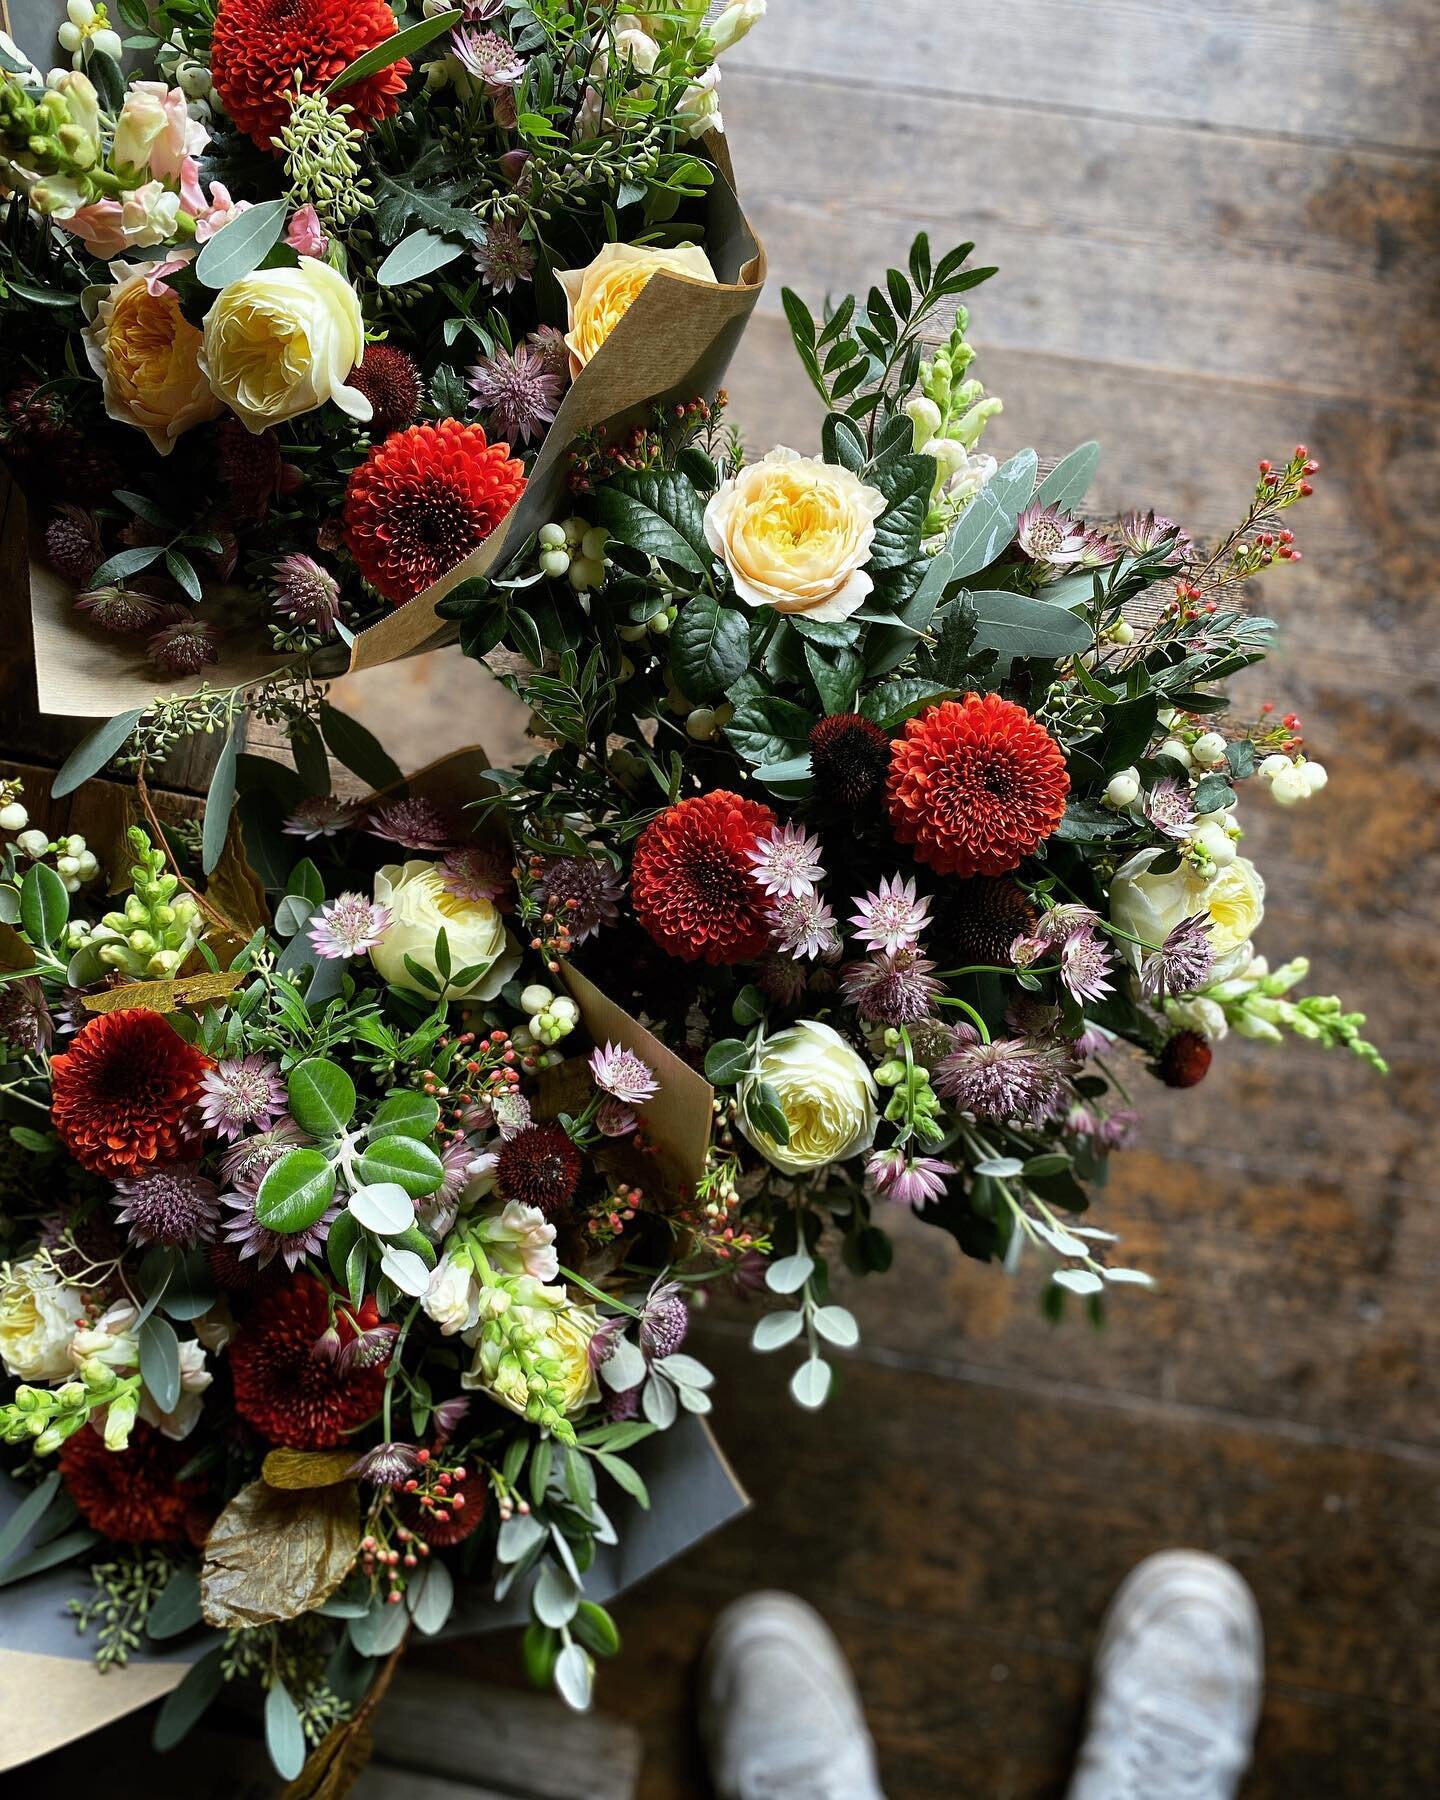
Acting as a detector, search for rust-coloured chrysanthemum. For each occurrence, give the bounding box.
[348,344,421,438]
[886,695,1069,878]
[496,1123,581,1218]
[343,419,526,605]
[230,1277,388,1449]
[630,790,777,965]
[50,1010,213,1180]
[59,1422,213,1546]
[210,0,411,153]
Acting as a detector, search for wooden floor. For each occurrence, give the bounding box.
[379,3,1440,1792]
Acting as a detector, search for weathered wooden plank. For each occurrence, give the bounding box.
[723,71,1440,402]
[724,0,1440,153]
[366,1671,641,1800]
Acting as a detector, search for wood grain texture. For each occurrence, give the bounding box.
[722,0,1440,152]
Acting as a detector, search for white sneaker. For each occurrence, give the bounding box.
[1067,1551,1264,1800]
[700,1592,886,1800]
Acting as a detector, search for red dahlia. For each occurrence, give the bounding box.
[59,1422,213,1546]
[497,1123,582,1218]
[343,419,526,606]
[50,1010,213,1180]
[230,1276,387,1448]
[630,790,777,965]
[210,0,411,153]
[886,694,1070,879]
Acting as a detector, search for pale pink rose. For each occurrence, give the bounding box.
[285,204,328,259]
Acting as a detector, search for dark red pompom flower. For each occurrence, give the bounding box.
[230,1276,388,1448]
[59,1422,213,1546]
[886,694,1070,878]
[809,712,891,809]
[1158,1030,1213,1089]
[347,344,422,438]
[50,1010,213,1179]
[630,790,777,965]
[497,1123,582,1218]
[343,419,526,605]
[211,0,411,153]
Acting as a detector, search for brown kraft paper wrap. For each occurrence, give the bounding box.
[9,134,764,720]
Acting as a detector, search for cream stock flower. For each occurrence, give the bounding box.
[556,240,717,379]
[703,447,888,623]
[737,1019,878,1174]
[1110,848,1265,983]
[461,1277,600,1418]
[112,80,206,183]
[0,1260,84,1381]
[370,860,521,1001]
[83,260,221,454]
[201,260,370,432]
[422,1251,481,1336]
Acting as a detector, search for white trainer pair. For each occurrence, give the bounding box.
[700,1552,1263,1800]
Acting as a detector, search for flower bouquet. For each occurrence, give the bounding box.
[428,231,1385,1396]
[0,745,749,1782]
[0,0,763,736]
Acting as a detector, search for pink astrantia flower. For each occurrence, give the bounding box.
[308,894,392,960]
[1140,914,1214,999]
[1059,930,1116,1004]
[199,1056,286,1142]
[589,1041,660,1107]
[1144,777,1197,842]
[865,1148,953,1209]
[441,843,512,904]
[365,797,463,853]
[747,822,825,899]
[850,873,931,955]
[283,796,364,839]
[767,892,838,961]
[285,204,328,258]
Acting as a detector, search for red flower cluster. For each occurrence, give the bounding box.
[886,694,1070,878]
[631,790,777,965]
[59,1423,213,1546]
[50,1010,212,1179]
[230,1277,388,1449]
[348,345,422,439]
[343,420,526,605]
[210,0,411,153]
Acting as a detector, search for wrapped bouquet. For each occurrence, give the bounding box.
[0,0,763,723]
[431,232,1385,1392]
[0,754,745,1777]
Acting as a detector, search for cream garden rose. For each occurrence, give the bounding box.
[738,1019,879,1174]
[556,241,717,379]
[703,447,888,623]
[1110,847,1265,984]
[0,1260,84,1381]
[201,260,370,432]
[84,260,222,454]
[370,860,520,1001]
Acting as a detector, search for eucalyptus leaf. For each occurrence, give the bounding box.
[51,709,143,796]
[765,1253,814,1294]
[347,1181,415,1236]
[201,728,239,876]
[195,198,288,288]
[751,1309,804,1352]
[533,1561,580,1629]
[138,1313,182,1414]
[790,1357,833,1409]
[378,229,465,287]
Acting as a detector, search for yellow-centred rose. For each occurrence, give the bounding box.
[83,262,222,455]
[201,260,370,432]
[555,240,717,379]
[738,1019,878,1174]
[703,447,888,623]
[370,860,520,1001]
[0,1260,84,1381]
[1110,847,1265,983]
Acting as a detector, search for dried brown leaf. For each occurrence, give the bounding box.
[281,1644,405,1800]
[200,1478,360,1629]
[262,1449,359,1490]
[82,971,243,1015]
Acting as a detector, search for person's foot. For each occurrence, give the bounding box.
[700,1591,885,1800]
[1067,1550,1263,1800]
